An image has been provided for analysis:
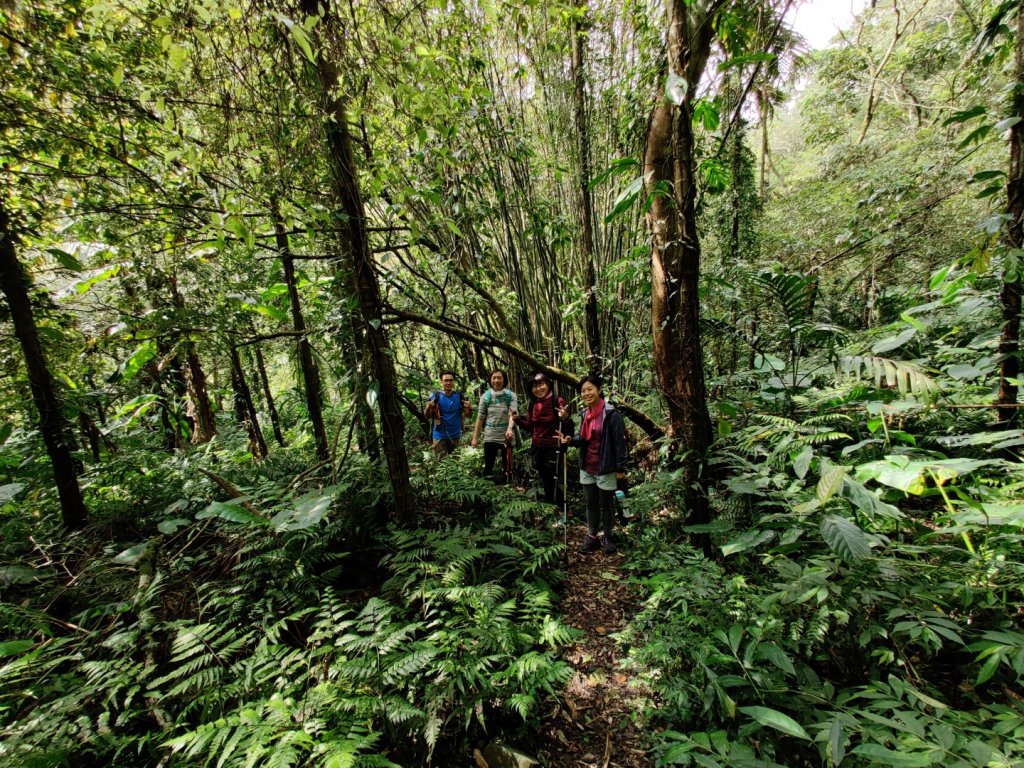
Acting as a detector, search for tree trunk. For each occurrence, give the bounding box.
[997,0,1024,425]
[272,198,329,461]
[572,7,602,374]
[253,344,286,447]
[302,0,414,523]
[168,277,217,444]
[643,0,718,544]
[0,201,87,529]
[229,344,268,459]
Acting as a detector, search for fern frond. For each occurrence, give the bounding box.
[840,355,939,400]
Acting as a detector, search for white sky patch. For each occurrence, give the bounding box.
[789,0,869,50]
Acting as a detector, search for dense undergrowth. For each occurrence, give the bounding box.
[3,264,1024,767]
[0,441,575,767]
[618,266,1024,767]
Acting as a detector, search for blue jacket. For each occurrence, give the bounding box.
[570,401,627,475]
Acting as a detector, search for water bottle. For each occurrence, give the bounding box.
[615,489,631,520]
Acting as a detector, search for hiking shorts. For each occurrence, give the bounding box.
[580,469,616,491]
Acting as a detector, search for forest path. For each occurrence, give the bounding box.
[531,518,653,768]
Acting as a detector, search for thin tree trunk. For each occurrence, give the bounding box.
[229,344,268,459]
[572,6,602,373]
[997,0,1024,425]
[302,0,414,523]
[253,345,286,447]
[0,201,87,529]
[168,278,216,444]
[272,198,329,461]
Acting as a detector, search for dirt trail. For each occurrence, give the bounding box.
[532,519,653,768]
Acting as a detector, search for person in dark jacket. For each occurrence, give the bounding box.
[557,374,627,554]
[515,372,573,504]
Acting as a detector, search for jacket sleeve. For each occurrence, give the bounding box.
[610,411,628,472]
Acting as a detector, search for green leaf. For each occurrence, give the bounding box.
[738,706,810,740]
[827,718,846,767]
[851,744,933,766]
[943,104,985,125]
[792,445,812,479]
[0,483,25,504]
[47,247,83,272]
[112,340,157,384]
[721,529,775,556]
[273,12,316,62]
[756,643,795,676]
[871,327,916,354]
[0,422,12,446]
[113,543,149,564]
[158,518,191,534]
[842,477,903,521]
[693,98,720,131]
[816,465,847,504]
[604,175,644,223]
[0,640,34,657]
[196,500,268,526]
[821,515,871,563]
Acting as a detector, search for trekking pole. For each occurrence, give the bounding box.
[505,441,513,486]
[561,445,568,556]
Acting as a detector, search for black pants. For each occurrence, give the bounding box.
[483,441,510,483]
[582,482,616,537]
[531,446,563,504]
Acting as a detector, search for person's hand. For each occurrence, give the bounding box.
[616,472,625,480]
[504,429,513,442]
[556,406,568,419]
[555,431,571,445]
[471,438,478,448]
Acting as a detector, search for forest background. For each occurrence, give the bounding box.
[2,0,1024,765]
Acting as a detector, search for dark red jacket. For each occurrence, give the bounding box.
[515,393,573,448]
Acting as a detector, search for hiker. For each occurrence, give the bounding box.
[557,374,627,554]
[471,369,519,482]
[425,370,473,455]
[515,372,573,504]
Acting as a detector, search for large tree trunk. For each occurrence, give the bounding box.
[301,0,414,524]
[572,6,602,374]
[644,0,719,543]
[272,199,329,460]
[0,201,87,529]
[997,1,1024,426]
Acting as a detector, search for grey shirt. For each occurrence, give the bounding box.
[477,388,518,444]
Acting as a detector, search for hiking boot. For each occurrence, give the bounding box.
[601,534,617,554]
[580,534,600,554]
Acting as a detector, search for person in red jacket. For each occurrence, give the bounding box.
[515,372,573,505]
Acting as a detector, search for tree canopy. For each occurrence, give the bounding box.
[2,0,1024,765]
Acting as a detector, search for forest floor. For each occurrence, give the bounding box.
[530,517,654,768]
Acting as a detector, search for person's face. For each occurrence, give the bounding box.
[580,381,600,405]
[440,374,455,395]
[532,379,550,399]
[490,371,505,390]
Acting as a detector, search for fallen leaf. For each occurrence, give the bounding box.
[615,673,628,684]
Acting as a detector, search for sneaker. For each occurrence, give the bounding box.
[580,534,600,554]
[601,534,617,554]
